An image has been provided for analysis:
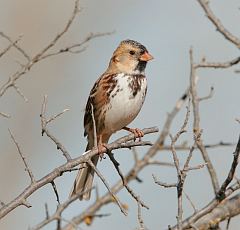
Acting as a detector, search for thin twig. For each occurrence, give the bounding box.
[197,0,240,48]
[0,35,22,58]
[169,103,191,229]
[32,0,81,61]
[51,181,60,204]
[217,134,240,200]
[30,187,95,230]
[0,0,111,98]
[137,199,145,230]
[87,159,128,216]
[46,109,70,124]
[13,84,28,102]
[152,174,177,188]
[107,151,149,209]
[40,95,72,161]
[170,182,240,230]
[44,203,49,219]
[40,32,114,60]
[190,47,220,195]
[195,56,240,69]
[183,190,197,214]
[0,112,11,118]
[0,32,30,60]
[8,129,35,183]
[198,86,214,102]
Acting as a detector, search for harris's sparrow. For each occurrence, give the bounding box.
[70,39,153,200]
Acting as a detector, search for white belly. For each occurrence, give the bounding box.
[104,73,147,133]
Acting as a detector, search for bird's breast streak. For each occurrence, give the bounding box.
[104,74,147,133]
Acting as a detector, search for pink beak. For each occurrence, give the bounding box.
[139,51,154,61]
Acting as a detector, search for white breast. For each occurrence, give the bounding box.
[104,73,147,133]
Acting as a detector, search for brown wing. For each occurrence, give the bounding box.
[83,73,117,137]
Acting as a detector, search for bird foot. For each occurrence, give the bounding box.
[96,143,108,160]
[123,127,144,141]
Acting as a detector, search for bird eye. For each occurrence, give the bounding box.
[129,50,135,55]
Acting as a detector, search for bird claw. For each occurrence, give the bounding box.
[128,128,144,141]
[96,143,108,161]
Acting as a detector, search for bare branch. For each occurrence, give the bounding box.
[160,141,234,152]
[51,181,60,204]
[217,134,240,200]
[46,109,70,125]
[8,129,35,183]
[87,159,127,216]
[0,35,22,58]
[137,199,145,230]
[30,187,95,230]
[182,163,206,172]
[0,201,5,207]
[193,193,240,230]
[183,190,197,214]
[40,95,72,161]
[169,103,191,229]
[12,84,28,102]
[0,127,158,219]
[44,203,49,220]
[189,47,220,195]
[0,112,11,118]
[198,86,214,102]
[0,32,30,60]
[40,32,114,60]
[197,0,240,48]
[107,151,149,209]
[170,182,240,230]
[152,174,177,188]
[32,0,81,61]
[0,0,112,98]
[195,56,240,69]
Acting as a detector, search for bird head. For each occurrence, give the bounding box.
[107,39,153,75]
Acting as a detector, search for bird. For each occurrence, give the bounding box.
[70,39,153,200]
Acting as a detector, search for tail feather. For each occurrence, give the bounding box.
[69,142,99,200]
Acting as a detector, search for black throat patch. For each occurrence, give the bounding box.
[135,61,147,73]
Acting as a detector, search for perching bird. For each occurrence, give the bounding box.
[70,39,153,200]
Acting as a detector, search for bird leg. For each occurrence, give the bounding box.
[123,127,144,141]
[97,134,108,160]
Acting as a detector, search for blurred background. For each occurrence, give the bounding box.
[0,0,240,229]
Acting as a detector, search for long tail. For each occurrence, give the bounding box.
[69,141,98,200]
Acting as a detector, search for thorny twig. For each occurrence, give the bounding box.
[0,35,22,58]
[107,151,149,209]
[87,159,127,216]
[217,134,240,200]
[169,103,191,229]
[190,48,220,195]
[0,127,158,220]
[8,129,35,184]
[40,95,72,161]
[51,181,60,204]
[0,0,112,98]
[137,199,145,230]
[0,32,30,60]
[30,187,95,230]
[197,0,240,48]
